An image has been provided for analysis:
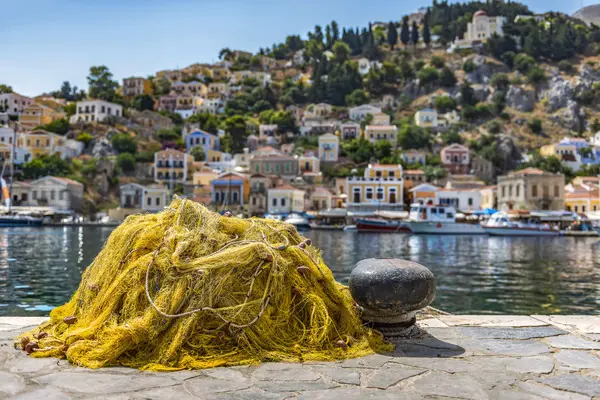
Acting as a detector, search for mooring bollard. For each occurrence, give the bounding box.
[348,258,436,337]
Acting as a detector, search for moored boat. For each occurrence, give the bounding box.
[482,212,560,236]
[355,218,411,233]
[407,204,485,234]
[284,213,311,230]
[0,214,43,227]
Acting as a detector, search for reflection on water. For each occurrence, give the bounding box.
[0,227,599,316]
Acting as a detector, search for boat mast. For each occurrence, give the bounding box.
[8,124,15,214]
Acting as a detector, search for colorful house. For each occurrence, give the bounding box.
[414,108,438,128]
[185,129,220,155]
[409,183,440,205]
[318,133,339,162]
[154,148,191,183]
[19,103,65,131]
[17,130,67,158]
[346,164,404,212]
[364,164,402,179]
[210,172,250,207]
[267,184,306,214]
[349,104,381,121]
[441,143,470,174]
[365,125,398,146]
[122,77,152,98]
[340,122,360,139]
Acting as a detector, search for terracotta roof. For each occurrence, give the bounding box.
[370,164,400,169]
[54,177,83,186]
[272,184,299,191]
[404,169,425,174]
[312,187,333,195]
[513,168,545,176]
[474,9,487,17]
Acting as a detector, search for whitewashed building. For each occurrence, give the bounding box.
[267,185,305,214]
[0,93,33,115]
[349,104,382,121]
[70,100,123,123]
[119,183,169,212]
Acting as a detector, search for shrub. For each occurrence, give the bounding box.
[558,60,574,74]
[110,133,137,154]
[135,151,155,163]
[434,96,457,113]
[501,51,516,69]
[528,118,543,134]
[462,59,476,73]
[490,73,510,90]
[416,67,440,86]
[413,60,425,72]
[514,53,536,74]
[439,67,457,87]
[117,153,136,173]
[76,132,93,146]
[430,55,445,68]
[486,120,503,134]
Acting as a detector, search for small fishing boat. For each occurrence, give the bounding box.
[482,211,560,236]
[355,218,411,233]
[407,204,485,234]
[0,214,43,227]
[284,213,311,230]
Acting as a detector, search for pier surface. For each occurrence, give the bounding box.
[1,315,599,399]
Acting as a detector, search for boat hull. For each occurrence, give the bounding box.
[408,221,485,234]
[0,217,44,227]
[356,218,411,233]
[482,226,560,236]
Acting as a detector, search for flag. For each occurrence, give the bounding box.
[0,177,10,208]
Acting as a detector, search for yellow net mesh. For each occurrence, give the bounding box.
[18,197,390,371]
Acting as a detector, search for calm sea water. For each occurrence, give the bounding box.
[0,227,599,316]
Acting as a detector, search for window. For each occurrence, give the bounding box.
[501,186,505,198]
[101,106,106,113]
[156,197,160,206]
[147,197,152,206]
[252,197,256,206]
[468,197,473,206]
[516,185,520,197]
[583,206,586,212]
[554,185,559,197]
[532,184,538,197]
[272,198,276,206]
[281,198,286,206]
[509,185,513,197]
[32,190,37,200]
[233,192,238,203]
[365,187,373,199]
[575,205,578,212]
[377,187,384,200]
[50,190,55,200]
[353,188,360,203]
[543,185,549,197]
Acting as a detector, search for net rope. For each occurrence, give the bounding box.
[18,197,389,370]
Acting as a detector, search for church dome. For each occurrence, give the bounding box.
[473,10,488,17]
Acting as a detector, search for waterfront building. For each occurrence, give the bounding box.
[122,77,152,98]
[404,170,426,190]
[25,176,84,212]
[154,148,191,183]
[480,185,498,210]
[437,188,482,211]
[318,133,339,162]
[210,172,250,208]
[70,100,123,123]
[401,149,427,166]
[564,178,600,212]
[185,129,220,154]
[349,104,382,121]
[346,164,404,213]
[365,125,397,146]
[249,174,272,216]
[19,103,65,131]
[441,143,470,174]
[267,184,306,214]
[496,168,565,211]
[118,183,168,212]
[409,183,440,205]
[0,93,33,116]
[310,187,334,210]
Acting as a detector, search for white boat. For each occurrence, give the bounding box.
[407,204,486,234]
[284,213,310,230]
[482,212,560,236]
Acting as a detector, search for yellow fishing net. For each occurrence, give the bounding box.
[18,197,390,370]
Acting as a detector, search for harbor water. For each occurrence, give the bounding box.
[0,226,599,316]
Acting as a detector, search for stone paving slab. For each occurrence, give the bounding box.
[1,316,600,399]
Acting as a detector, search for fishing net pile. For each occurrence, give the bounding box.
[18,197,389,371]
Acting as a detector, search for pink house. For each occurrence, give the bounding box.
[441,144,470,174]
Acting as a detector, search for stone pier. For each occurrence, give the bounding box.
[1,315,599,399]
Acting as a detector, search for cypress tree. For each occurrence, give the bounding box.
[411,21,420,47]
[387,21,398,50]
[400,16,410,46]
[423,10,432,47]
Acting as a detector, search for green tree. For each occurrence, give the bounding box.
[400,16,410,46]
[398,124,431,149]
[332,41,351,63]
[270,110,297,133]
[342,137,374,163]
[434,96,457,113]
[223,115,248,153]
[131,94,155,111]
[490,73,510,90]
[0,84,13,94]
[117,153,136,173]
[64,103,76,117]
[411,21,420,47]
[153,76,171,96]
[459,82,477,106]
[423,10,432,47]
[387,22,398,49]
[439,67,456,87]
[417,67,440,87]
[364,67,385,96]
[345,89,369,106]
[111,133,137,154]
[462,59,476,72]
[87,65,119,101]
[430,56,445,68]
[591,118,600,132]
[190,146,206,161]
[374,140,393,160]
[76,132,93,146]
[157,128,180,143]
[36,118,70,135]
[514,53,536,73]
[22,154,71,179]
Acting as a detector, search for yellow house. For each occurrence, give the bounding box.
[154,148,191,183]
[193,169,219,186]
[310,187,334,210]
[365,125,398,146]
[414,108,438,128]
[210,67,232,81]
[364,164,402,179]
[207,149,228,162]
[19,104,65,131]
[318,133,339,162]
[564,181,600,212]
[17,130,67,157]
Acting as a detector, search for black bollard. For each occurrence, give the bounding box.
[349,258,436,337]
